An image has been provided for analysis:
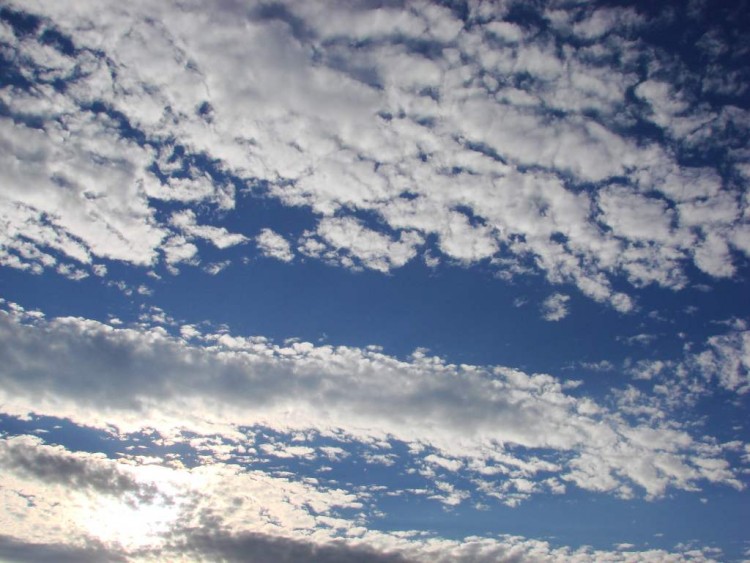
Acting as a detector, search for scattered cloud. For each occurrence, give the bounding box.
[619,334,659,347]
[203,260,231,276]
[541,293,571,322]
[256,228,294,263]
[0,0,746,307]
[1,1,749,559]
[0,431,728,562]
[170,210,248,250]
[693,330,750,393]
[0,302,743,506]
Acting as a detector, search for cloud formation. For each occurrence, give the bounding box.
[0,0,747,309]
[0,302,743,506]
[1,1,749,559]
[541,293,570,322]
[256,228,294,263]
[0,432,726,562]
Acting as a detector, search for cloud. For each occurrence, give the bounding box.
[619,334,659,347]
[0,3,747,558]
[0,433,726,563]
[300,217,423,273]
[0,435,156,502]
[203,260,231,275]
[0,534,127,563]
[608,324,750,422]
[170,210,248,250]
[0,0,746,306]
[161,235,198,266]
[256,228,294,263]
[693,329,750,393]
[0,301,742,504]
[156,531,412,563]
[0,114,165,269]
[541,293,570,322]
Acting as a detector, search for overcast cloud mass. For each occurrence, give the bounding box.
[0,0,749,561]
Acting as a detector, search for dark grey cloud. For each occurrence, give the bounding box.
[0,534,127,563]
[153,529,414,563]
[0,435,158,502]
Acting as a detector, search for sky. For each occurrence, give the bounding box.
[0,0,749,561]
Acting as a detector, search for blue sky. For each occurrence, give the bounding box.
[0,0,749,561]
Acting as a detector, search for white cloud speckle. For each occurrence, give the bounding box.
[541,293,571,322]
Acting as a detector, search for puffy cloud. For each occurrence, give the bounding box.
[597,187,681,246]
[0,3,747,558]
[301,217,423,273]
[0,0,746,306]
[541,293,571,322]
[160,235,198,266]
[0,114,165,269]
[169,210,248,250]
[256,228,294,263]
[693,329,750,393]
[0,302,742,505]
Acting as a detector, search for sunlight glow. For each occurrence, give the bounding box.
[81,466,186,549]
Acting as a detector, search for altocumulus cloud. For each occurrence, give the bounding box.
[541,293,570,322]
[0,302,740,562]
[0,0,748,309]
[0,303,743,504]
[1,0,750,560]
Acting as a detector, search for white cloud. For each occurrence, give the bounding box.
[597,187,681,245]
[143,171,234,209]
[693,330,750,393]
[301,217,423,273]
[259,443,316,460]
[424,454,463,473]
[0,2,747,553]
[56,263,88,281]
[0,115,165,269]
[0,0,746,305]
[0,301,742,504]
[256,228,294,263]
[1,432,723,562]
[161,235,198,266]
[203,260,231,275]
[541,293,571,322]
[692,231,736,278]
[170,210,248,249]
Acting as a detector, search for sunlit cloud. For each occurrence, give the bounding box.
[1,0,749,560]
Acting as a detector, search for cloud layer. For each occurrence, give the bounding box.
[0,302,744,507]
[1,1,749,560]
[0,0,748,308]
[0,430,729,563]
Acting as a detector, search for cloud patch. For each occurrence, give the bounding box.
[541,293,571,322]
[0,0,747,305]
[0,302,743,505]
[256,228,294,263]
